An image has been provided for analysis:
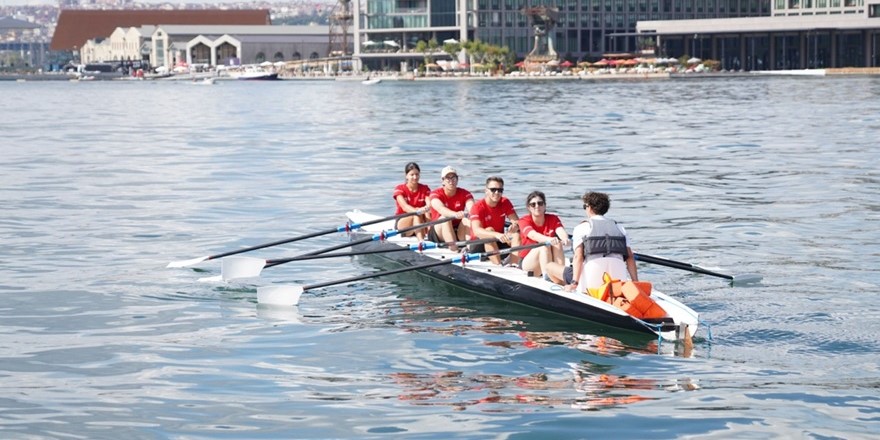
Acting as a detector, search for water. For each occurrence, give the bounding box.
[1,76,878,438]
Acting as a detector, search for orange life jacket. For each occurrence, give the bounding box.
[587,273,668,320]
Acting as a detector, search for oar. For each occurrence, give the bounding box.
[256,241,551,306]
[220,216,456,280]
[167,211,421,268]
[267,237,497,262]
[634,252,762,285]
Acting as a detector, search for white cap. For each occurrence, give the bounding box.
[440,166,458,179]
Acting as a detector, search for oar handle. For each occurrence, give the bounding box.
[634,252,733,280]
[204,211,420,261]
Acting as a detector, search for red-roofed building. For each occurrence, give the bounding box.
[51,9,270,51]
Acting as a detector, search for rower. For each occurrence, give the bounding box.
[468,176,521,265]
[565,191,638,292]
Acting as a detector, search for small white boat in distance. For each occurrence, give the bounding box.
[229,65,280,81]
[362,77,381,85]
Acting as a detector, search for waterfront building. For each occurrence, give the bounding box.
[149,25,337,68]
[352,0,879,71]
[80,26,153,65]
[50,9,271,64]
[1,15,46,69]
[351,0,769,71]
[637,0,880,69]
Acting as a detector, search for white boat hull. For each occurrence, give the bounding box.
[346,210,699,341]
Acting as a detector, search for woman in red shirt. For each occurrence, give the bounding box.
[518,191,570,284]
[393,162,431,240]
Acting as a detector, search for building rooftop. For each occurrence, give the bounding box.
[51,9,271,50]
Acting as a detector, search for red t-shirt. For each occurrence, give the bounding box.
[469,197,516,240]
[393,183,431,215]
[429,187,473,227]
[518,214,564,258]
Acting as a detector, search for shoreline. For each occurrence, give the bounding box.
[3,67,878,82]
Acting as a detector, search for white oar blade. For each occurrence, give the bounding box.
[732,273,763,285]
[257,285,304,306]
[167,256,209,268]
[197,275,224,283]
[256,304,302,323]
[221,257,267,281]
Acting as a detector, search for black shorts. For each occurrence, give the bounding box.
[563,266,574,284]
[468,241,511,254]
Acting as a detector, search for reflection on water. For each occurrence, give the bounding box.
[388,357,699,412]
[2,78,879,438]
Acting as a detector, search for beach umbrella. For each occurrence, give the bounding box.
[443,38,458,44]
[384,40,400,47]
[560,60,574,68]
[687,57,702,64]
[362,40,377,46]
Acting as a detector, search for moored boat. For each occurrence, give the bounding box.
[229,66,280,81]
[346,210,700,342]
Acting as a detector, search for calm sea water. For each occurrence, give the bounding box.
[2,76,878,439]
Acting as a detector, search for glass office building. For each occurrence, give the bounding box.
[353,0,879,69]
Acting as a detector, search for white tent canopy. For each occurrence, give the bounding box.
[383,40,400,47]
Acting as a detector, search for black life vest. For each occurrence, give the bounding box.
[583,217,627,260]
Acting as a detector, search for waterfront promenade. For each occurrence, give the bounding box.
[3,67,879,82]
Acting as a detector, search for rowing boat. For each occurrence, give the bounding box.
[345,210,700,342]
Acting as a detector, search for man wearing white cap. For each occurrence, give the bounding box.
[428,166,474,251]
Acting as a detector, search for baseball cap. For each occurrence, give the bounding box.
[440,166,458,179]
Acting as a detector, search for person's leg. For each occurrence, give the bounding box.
[396,216,415,237]
[484,240,501,264]
[411,214,426,241]
[545,260,567,285]
[434,222,458,251]
[506,233,522,265]
[521,248,543,277]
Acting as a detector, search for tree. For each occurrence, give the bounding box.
[415,39,440,65]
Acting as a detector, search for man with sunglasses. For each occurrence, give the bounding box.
[468,176,521,265]
[566,191,638,292]
[428,166,474,251]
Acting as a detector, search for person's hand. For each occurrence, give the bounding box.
[559,236,570,247]
[549,237,559,246]
[497,233,510,244]
[455,210,466,219]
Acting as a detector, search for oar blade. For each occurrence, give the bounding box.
[221,256,267,281]
[257,285,304,306]
[167,255,209,268]
[731,273,763,285]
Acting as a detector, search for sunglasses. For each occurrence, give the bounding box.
[529,200,545,208]
[487,187,504,194]
[444,175,458,181]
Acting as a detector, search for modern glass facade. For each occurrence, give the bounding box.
[472,0,770,57]
[359,0,770,59]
